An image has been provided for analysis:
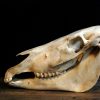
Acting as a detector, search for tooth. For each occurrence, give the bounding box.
[35,73,40,77]
[48,72,52,77]
[44,73,48,78]
[52,72,55,76]
[55,72,59,75]
[56,72,62,76]
[40,73,44,78]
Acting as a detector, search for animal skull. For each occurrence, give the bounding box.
[4,26,100,92]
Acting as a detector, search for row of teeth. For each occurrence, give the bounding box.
[34,71,66,78]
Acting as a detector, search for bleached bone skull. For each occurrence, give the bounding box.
[4,26,100,92]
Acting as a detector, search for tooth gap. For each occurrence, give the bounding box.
[12,72,35,80]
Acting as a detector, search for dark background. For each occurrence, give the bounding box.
[0,0,100,78]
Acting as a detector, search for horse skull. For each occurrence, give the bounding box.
[4,26,100,92]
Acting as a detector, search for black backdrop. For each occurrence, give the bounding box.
[0,1,100,78]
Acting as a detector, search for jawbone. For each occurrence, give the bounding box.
[4,26,100,92]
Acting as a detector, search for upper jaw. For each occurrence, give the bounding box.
[7,52,84,83]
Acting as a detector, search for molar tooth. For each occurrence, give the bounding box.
[55,72,59,75]
[52,72,56,76]
[40,73,44,78]
[44,73,48,78]
[56,72,62,76]
[35,73,40,77]
[48,72,52,77]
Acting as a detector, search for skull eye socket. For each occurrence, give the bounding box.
[68,37,84,53]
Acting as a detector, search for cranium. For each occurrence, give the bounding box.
[4,26,100,92]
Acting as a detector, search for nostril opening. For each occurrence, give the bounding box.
[12,72,35,80]
[16,54,29,64]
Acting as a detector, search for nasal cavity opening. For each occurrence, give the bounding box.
[68,37,84,53]
[16,54,29,65]
[12,72,35,80]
